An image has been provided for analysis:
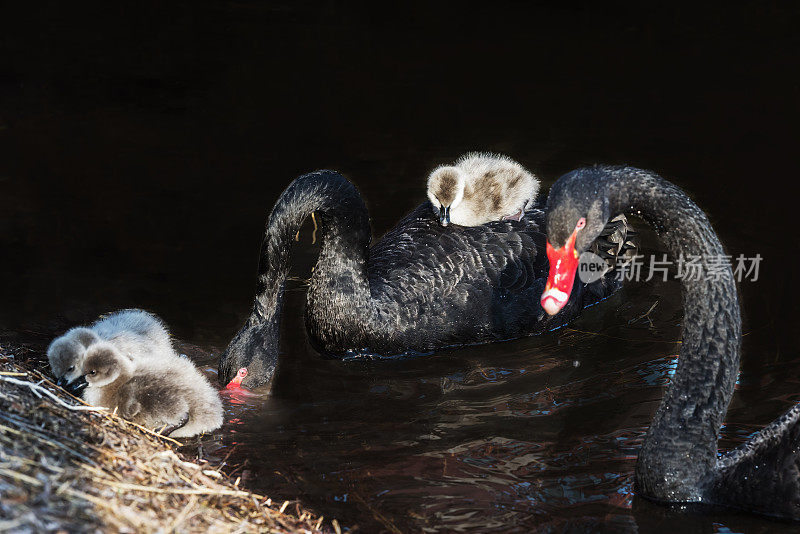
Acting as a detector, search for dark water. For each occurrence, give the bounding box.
[2,3,800,532]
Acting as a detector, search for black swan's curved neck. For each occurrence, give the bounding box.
[219,171,373,387]
[589,167,742,501]
[250,170,373,332]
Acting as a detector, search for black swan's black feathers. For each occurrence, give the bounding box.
[362,202,613,352]
[366,204,547,345]
[220,170,632,387]
[546,164,800,521]
[710,403,800,518]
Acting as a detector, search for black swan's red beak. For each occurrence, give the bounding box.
[226,367,248,389]
[541,218,585,315]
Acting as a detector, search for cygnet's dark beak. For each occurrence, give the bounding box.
[65,375,88,396]
[438,206,451,226]
[55,376,68,388]
[501,209,525,222]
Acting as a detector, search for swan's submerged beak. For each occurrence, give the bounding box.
[541,227,581,315]
[225,367,248,390]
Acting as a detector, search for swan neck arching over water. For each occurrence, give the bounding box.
[221,171,374,388]
[543,165,800,519]
[598,168,740,502]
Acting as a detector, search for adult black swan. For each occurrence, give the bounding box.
[542,165,800,520]
[219,170,634,388]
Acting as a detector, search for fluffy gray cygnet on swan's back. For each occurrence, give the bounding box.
[47,309,173,389]
[427,153,540,226]
[79,341,223,438]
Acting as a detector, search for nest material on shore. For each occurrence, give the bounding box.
[0,344,338,533]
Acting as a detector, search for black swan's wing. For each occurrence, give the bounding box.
[708,403,800,519]
[363,203,623,353]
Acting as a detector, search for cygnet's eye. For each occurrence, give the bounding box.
[67,365,75,372]
[89,370,97,375]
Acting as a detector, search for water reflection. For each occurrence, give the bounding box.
[170,281,800,532]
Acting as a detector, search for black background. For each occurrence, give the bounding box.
[1,2,798,352]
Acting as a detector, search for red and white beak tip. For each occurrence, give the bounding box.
[542,220,585,316]
[541,288,569,315]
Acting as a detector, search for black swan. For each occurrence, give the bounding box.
[427,153,540,226]
[541,165,800,520]
[219,170,635,388]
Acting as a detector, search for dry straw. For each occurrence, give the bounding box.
[0,344,338,533]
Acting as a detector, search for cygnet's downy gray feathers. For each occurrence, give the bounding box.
[427,153,540,226]
[47,327,102,386]
[47,309,173,388]
[80,342,223,438]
